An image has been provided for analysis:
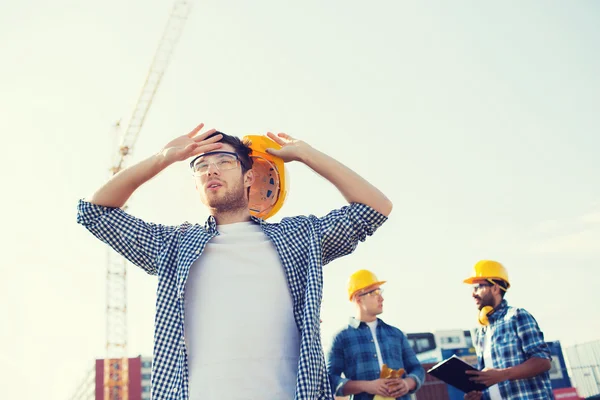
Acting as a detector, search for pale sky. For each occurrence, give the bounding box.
[1,1,599,399]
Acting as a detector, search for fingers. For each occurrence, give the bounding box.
[386,380,400,388]
[277,132,293,140]
[385,378,405,387]
[193,142,222,155]
[465,392,482,400]
[265,147,280,156]
[468,373,485,382]
[184,142,199,153]
[387,379,408,397]
[186,142,222,158]
[193,131,221,143]
[187,123,205,138]
[192,128,218,142]
[389,388,407,398]
[371,380,391,397]
[186,122,218,142]
[266,132,286,146]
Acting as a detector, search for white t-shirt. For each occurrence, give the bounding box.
[482,327,502,400]
[366,320,384,370]
[184,221,300,400]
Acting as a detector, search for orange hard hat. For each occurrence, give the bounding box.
[243,135,289,220]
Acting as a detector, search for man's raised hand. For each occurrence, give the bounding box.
[265,132,313,163]
[160,123,223,165]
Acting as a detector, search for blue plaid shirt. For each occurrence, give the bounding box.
[327,317,425,400]
[473,300,553,400]
[77,199,387,400]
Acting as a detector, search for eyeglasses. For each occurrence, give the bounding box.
[190,151,240,176]
[472,283,493,292]
[359,288,384,297]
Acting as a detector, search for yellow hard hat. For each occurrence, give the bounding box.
[463,260,510,288]
[243,135,289,220]
[347,270,386,300]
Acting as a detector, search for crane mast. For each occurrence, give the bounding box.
[104,2,191,399]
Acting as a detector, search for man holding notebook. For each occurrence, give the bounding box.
[462,260,553,399]
[326,270,424,399]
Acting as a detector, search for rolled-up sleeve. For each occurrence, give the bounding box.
[318,203,388,265]
[77,199,177,275]
[327,334,350,396]
[400,332,425,393]
[515,308,552,361]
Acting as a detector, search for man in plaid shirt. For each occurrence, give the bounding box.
[327,270,424,399]
[77,124,392,400]
[463,260,553,400]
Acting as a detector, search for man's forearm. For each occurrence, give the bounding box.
[88,153,170,208]
[341,380,370,395]
[505,357,552,381]
[300,147,393,216]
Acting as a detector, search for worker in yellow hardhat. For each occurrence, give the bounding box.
[327,270,424,400]
[77,122,393,400]
[463,260,511,327]
[462,260,553,400]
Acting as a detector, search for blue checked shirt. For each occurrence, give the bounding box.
[327,317,425,400]
[473,300,553,400]
[77,199,387,400]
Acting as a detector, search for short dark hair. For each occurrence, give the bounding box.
[206,131,253,172]
[492,279,508,298]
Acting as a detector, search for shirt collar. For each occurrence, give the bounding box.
[349,317,384,329]
[488,299,509,322]
[250,215,266,225]
[203,214,266,233]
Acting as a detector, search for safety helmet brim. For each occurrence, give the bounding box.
[463,276,511,288]
[349,280,387,300]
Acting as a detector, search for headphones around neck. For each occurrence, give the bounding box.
[478,306,494,326]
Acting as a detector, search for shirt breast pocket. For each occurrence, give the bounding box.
[496,333,517,345]
[383,337,404,369]
[494,332,524,365]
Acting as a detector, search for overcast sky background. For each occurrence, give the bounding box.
[1,1,599,398]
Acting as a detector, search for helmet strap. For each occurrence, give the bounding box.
[487,278,508,292]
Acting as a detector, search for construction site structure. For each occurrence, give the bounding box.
[71,1,191,399]
[105,1,191,399]
[70,356,153,400]
[565,339,600,398]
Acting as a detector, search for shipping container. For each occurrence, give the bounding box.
[566,340,600,398]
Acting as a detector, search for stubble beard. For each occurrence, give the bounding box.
[477,293,494,310]
[208,182,248,214]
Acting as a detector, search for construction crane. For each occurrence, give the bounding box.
[103,1,191,400]
[69,366,95,400]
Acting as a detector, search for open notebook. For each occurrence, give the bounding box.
[427,354,487,393]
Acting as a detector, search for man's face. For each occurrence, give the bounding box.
[471,279,496,310]
[192,144,254,213]
[356,286,384,316]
